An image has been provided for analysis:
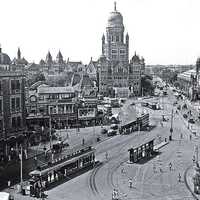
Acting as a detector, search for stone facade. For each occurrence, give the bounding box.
[0,72,26,159]
[98,2,145,97]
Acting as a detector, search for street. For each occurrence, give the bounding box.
[43,89,198,200]
[5,86,200,200]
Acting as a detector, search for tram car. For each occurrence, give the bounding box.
[28,146,95,191]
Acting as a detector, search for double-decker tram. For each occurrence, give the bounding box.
[28,146,95,193]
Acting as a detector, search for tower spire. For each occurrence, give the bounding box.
[114,1,117,11]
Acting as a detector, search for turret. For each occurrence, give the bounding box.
[46,51,53,65]
[196,57,200,75]
[102,34,105,55]
[126,33,129,44]
[126,33,129,62]
[56,50,64,64]
[17,47,21,60]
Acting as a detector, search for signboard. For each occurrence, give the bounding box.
[78,108,96,119]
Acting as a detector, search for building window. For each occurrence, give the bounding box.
[11,98,15,112]
[11,117,16,128]
[112,55,117,59]
[0,81,2,94]
[0,120,3,131]
[0,99,2,114]
[120,49,125,54]
[116,35,119,42]
[17,116,21,127]
[16,97,20,111]
[112,49,117,54]
[11,80,21,93]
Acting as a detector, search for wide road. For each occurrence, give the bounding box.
[46,91,198,200]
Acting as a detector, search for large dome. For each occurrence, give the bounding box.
[0,48,11,65]
[107,3,124,28]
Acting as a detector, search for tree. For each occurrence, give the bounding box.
[141,75,155,95]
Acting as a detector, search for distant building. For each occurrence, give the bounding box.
[11,48,28,72]
[177,58,200,100]
[98,2,145,97]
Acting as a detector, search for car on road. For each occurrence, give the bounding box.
[101,128,108,134]
[107,129,117,136]
[183,113,188,119]
[110,124,118,130]
[188,118,195,124]
[130,102,135,106]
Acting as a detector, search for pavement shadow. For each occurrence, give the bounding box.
[136,151,162,165]
[146,125,157,131]
[46,164,96,191]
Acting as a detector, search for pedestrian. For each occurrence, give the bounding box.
[180,133,183,139]
[7,180,11,188]
[34,156,37,167]
[153,163,156,173]
[82,138,85,146]
[129,178,133,188]
[192,155,195,163]
[169,162,172,171]
[178,173,181,182]
[105,152,108,160]
[190,135,192,141]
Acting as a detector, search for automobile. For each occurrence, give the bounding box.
[183,114,188,119]
[177,105,181,110]
[101,128,108,134]
[110,124,118,130]
[173,101,178,106]
[141,102,148,107]
[107,129,117,136]
[188,118,195,124]
[182,104,188,109]
[130,102,135,106]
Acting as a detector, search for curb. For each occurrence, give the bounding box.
[184,165,199,200]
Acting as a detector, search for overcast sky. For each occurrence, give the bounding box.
[1,0,200,65]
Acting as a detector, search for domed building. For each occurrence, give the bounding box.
[0,46,11,71]
[98,2,145,97]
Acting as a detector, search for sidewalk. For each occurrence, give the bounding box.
[185,164,199,200]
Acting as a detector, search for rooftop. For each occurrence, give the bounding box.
[38,86,74,94]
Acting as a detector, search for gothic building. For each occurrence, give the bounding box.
[39,50,66,74]
[98,2,145,97]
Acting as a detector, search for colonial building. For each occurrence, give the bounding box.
[26,85,78,130]
[0,46,11,71]
[0,72,26,161]
[177,58,200,100]
[98,2,145,97]
[11,48,28,72]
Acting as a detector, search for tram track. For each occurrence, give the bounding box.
[88,162,103,198]
[88,97,174,199]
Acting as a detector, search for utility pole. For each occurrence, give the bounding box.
[20,145,23,191]
[49,116,52,150]
[169,109,173,141]
[195,145,199,164]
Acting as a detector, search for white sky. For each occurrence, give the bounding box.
[1,0,200,65]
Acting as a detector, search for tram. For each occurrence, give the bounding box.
[28,146,95,193]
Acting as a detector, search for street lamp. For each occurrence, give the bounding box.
[169,109,174,141]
